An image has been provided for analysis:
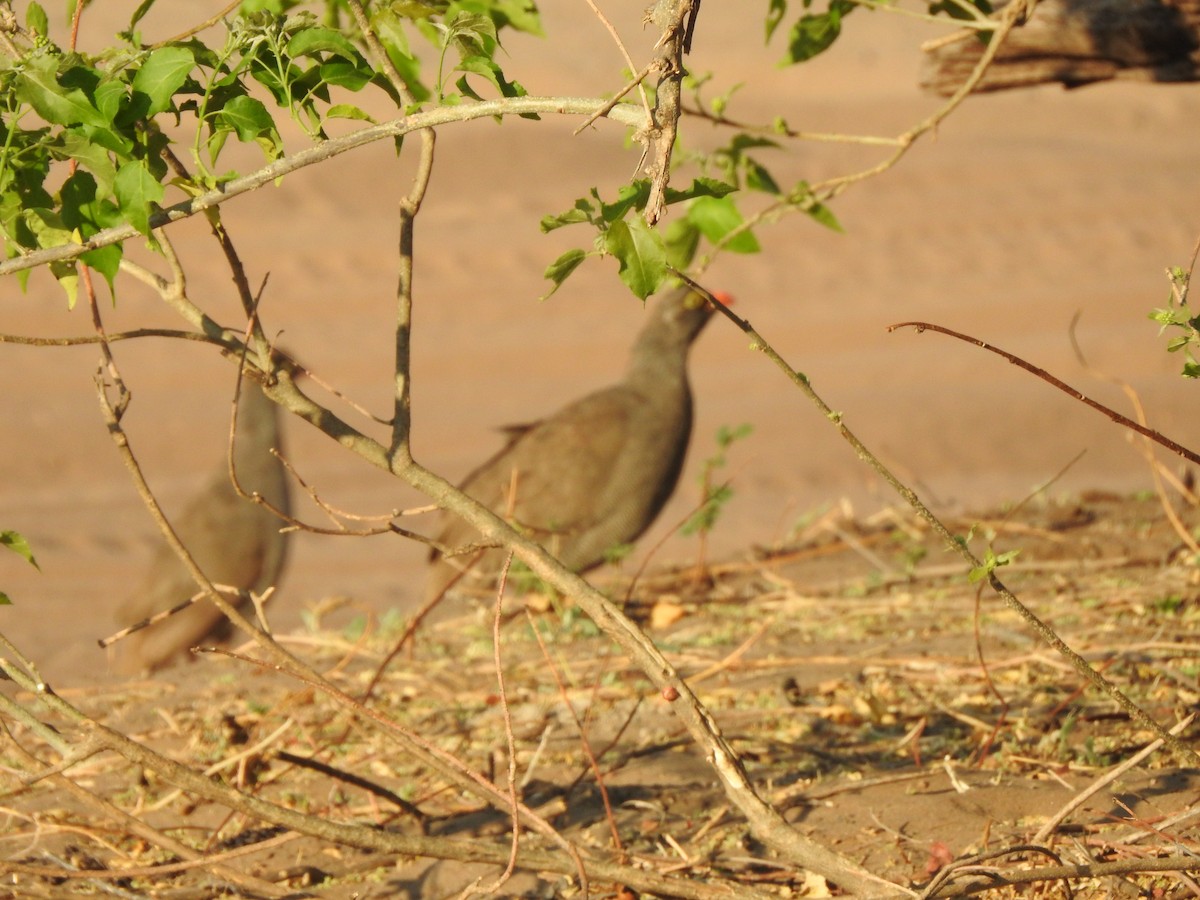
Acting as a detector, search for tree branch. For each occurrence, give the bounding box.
[0,97,647,279]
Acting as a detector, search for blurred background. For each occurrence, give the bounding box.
[2,2,1199,683]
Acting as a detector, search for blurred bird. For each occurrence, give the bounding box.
[112,380,290,674]
[426,284,728,601]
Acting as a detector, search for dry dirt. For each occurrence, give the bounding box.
[4,1,1200,688]
[2,490,1199,897]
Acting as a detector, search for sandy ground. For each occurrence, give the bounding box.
[2,3,1200,686]
[5,492,1198,896]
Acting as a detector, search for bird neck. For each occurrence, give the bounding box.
[624,333,692,396]
[232,387,282,466]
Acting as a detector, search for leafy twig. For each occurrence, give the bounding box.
[0,98,647,280]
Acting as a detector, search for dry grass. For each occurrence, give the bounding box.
[2,491,1198,897]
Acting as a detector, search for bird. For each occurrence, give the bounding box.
[426,283,727,602]
[112,378,291,674]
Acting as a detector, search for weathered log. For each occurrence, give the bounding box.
[921,0,1200,94]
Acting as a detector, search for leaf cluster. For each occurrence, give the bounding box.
[541,176,752,300]
[0,0,540,304]
[765,0,994,66]
[766,0,860,65]
[541,129,840,299]
[1150,265,1200,378]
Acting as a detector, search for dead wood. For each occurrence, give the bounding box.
[922,0,1200,94]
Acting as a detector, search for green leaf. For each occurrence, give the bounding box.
[478,0,543,35]
[541,247,588,297]
[325,103,376,122]
[604,217,666,299]
[51,261,78,307]
[788,181,843,232]
[781,2,854,65]
[455,73,484,102]
[968,548,1019,583]
[456,54,526,99]
[3,529,39,570]
[0,591,11,605]
[82,242,123,291]
[16,56,108,129]
[371,7,431,102]
[1166,336,1192,353]
[681,484,733,536]
[92,79,128,122]
[717,423,755,447]
[765,0,788,40]
[446,11,498,56]
[27,2,49,38]
[215,94,279,146]
[745,159,781,194]
[540,206,591,232]
[287,27,361,62]
[687,196,760,253]
[599,181,651,223]
[114,158,164,236]
[663,217,700,269]
[320,60,373,91]
[728,133,781,153]
[59,169,99,231]
[929,0,992,20]
[132,46,195,116]
[129,0,158,28]
[804,197,842,232]
[663,177,737,204]
[21,207,72,249]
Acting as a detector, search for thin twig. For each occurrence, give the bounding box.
[1069,314,1200,554]
[674,274,1197,765]
[526,608,626,863]
[469,554,526,898]
[696,0,1040,271]
[889,320,1200,467]
[151,1,241,49]
[208,645,589,880]
[1032,713,1196,845]
[576,0,653,131]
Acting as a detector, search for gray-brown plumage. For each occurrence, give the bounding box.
[426,284,724,600]
[113,382,290,674]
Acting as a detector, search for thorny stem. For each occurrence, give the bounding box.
[642,0,694,224]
